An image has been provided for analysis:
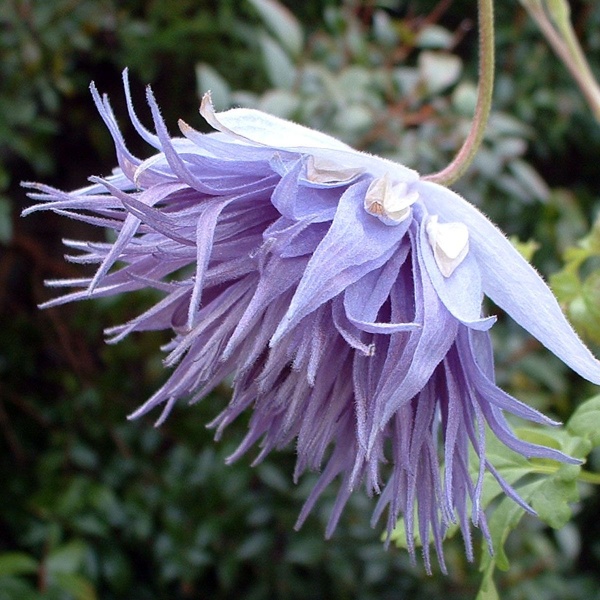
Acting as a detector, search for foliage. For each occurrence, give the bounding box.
[2,0,600,598]
[551,217,600,345]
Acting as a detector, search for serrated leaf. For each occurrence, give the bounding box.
[248,0,303,56]
[259,34,296,90]
[0,552,38,577]
[568,395,600,446]
[530,473,578,529]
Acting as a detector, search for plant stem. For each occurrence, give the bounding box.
[578,470,600,485]
[525,1,600,122]
[422,0,495,186]
[531,464,600,485]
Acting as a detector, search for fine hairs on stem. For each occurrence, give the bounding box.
[422,0,495,187]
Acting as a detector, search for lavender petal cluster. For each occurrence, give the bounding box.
[24,72,600,572]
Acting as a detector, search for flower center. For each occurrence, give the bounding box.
[364,174,419,225]
[426,215,470,277]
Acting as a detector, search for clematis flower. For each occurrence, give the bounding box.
[23,72,600,572]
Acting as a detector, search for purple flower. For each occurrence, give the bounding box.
[23,72,600,572]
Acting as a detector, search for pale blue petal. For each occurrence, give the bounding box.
[199,95,419,182]
[271,178,410,343]
[417,180,600,384]
[343,241,419,333]
[416,204,496,331]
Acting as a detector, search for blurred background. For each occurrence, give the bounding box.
[2,0,600,598]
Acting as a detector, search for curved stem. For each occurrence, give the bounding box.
[525,1,600,122]
[422,0,495,186]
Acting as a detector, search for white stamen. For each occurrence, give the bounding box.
[364,174,419,225]
[426,215,469,277]
[306,156,364,184]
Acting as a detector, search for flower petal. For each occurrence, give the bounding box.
[271,178,410,343]
[199,93,419,182]
[418,180,600,384]
[417,207,496,331]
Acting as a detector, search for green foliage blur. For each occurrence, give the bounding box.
[2,0,600,598]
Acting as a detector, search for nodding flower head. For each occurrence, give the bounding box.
[23,71,600,573]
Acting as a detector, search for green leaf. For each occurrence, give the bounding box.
[248,0,303,57]
[333,104,373,134]
[476,560,500,600]
[418,51,462,94]
[582,271,600,322]
[415,25,454,49]
[568,395,600,446]
[587,219,600,253]
[483,479,544,572]
[388,510,460,551]
[509,159,550,201]
[259,34,296,90]
[45,541,86,576]
[509,236,540,262]
[550,269,581,303]
[257,89,300,119]
[530,471,578,529]
[0,553,38,577]
[452,82,478,116]
[514,427,562,451]
[516,425,591,462]
[51,572,97,600]
[0,576,39,599]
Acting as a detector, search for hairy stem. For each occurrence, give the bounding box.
[422,0,495,186]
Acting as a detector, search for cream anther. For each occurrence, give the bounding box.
[426,215,470,277]
[364,174,419,225]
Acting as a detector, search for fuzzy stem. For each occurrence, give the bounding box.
[422,0,495,186]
